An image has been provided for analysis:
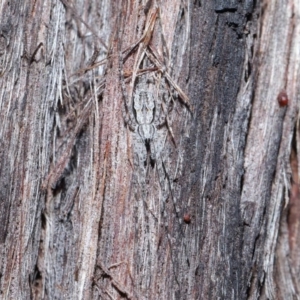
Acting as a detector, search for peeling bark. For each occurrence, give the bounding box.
[0,0,299,299]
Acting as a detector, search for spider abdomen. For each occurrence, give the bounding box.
[138,124,156,141]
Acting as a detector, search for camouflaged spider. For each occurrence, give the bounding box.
[122,86,167,165]
[118,6,191,197]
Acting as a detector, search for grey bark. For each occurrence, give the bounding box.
[0,0,299,299]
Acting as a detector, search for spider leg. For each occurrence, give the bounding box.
[121,99,137,131]
[153,92,163,127]
[158,150,189,263]
[156,153,165,183]
[153,80,171,128]
[132,132,147,197]
[154,89,177,147]
[149,133,168,202]
[148,126,159,162]
[157,151,182,221]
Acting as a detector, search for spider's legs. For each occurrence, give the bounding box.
[132,133,148,198]
[121,99,137,131]
[153,82,173,129]
[148,136,168,203]
[153,91,162,125]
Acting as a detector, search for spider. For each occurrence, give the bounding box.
[122,85,168,167]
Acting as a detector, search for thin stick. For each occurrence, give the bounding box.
[59,0,108,50]
[145,47,193,112]
[97,263,133,300]
[129,8,158,100]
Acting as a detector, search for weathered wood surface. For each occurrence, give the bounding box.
[0,0,299,299]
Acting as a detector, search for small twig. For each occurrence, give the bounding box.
[105,290,115,300]
[108,261,134,284]
[123,66,158,78]
[97,263,134,300]
[129,7,158,100]
[59,0,108,50]
[94,282,116,300]
[42,83,103,191]
[145,47,193,113]
[71,57,108,77]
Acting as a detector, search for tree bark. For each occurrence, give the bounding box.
[0,0,299,299]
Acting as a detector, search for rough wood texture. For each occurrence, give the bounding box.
[0,0,299,299]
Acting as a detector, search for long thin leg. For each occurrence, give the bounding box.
[152,76,163,126]
[132,134,147,201]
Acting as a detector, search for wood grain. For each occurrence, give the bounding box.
[0,0,299,299]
